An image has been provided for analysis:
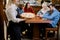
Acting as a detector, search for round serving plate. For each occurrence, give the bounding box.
[20,13,35,19]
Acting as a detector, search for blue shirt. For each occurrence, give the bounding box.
[42,8,60,28]
[59,12,60,18]
[16,8,24,14]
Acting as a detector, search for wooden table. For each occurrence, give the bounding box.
[25,17,51,40]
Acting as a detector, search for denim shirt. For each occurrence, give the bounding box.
[16,8,24,14]
[59,12,60,18]
[42,8,60,27]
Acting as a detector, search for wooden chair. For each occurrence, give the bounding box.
[45,23,59,40]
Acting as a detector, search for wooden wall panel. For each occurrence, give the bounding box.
[0,0,5,40]
[32,6,42,14]
[32,6,60,14]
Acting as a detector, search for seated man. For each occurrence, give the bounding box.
[16,4,24,18]
[40,4,60,39]
[42,4,60,28]
[16,3,33,38]
[16,4,28,36]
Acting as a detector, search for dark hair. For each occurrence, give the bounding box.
[18,4,24,9]
[48,4,55,8]
[47,4,55,15]
[48,10,53,15]
[25,2,30,9]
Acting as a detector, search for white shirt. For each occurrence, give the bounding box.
[6,3,25,23]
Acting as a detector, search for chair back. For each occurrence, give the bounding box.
[3,10,8,26]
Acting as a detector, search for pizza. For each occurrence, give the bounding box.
[20,13,35,18]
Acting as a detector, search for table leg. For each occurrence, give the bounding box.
[33,24,40,40]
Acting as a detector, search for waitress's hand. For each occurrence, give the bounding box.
[20,18,26,21]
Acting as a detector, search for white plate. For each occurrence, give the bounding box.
[20,13,35,18]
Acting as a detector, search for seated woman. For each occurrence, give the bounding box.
[36,2,50,39]
[24,2,34,13]
[37,2,50,17]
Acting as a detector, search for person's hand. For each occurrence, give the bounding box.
[16,18,27,23]
[40,15,43,17]
[20,19,26,21]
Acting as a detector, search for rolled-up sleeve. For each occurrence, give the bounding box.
[43,11,58,20]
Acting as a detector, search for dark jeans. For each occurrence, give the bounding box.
[20,21,33,38]
[17,21,33,38]
[39,23,53,37]
[9,21,21,40]
[26,23,33,39]
[19,21,29,33]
